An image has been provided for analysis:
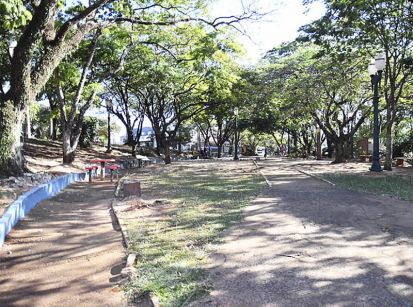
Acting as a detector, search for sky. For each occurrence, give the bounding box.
[210,0,325,64]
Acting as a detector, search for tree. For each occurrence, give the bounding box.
[0,0,108,174]
[105,75,145,156]
[260,43,372,162]
[301,0,413,169]
[0,0,261,175]
[126,25,241,163]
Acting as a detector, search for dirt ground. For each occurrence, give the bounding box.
[23,138,132,174]
[0,181,126,307]
[0,138,132,220]
[193,158,413,306]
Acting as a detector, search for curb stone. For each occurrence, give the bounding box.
[110,198,161,307]
[253,160,272,187]
[297,169,336,186]
[110,199,130,249]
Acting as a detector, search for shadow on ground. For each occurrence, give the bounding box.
[194,159,413,306]
[0,182,125,306]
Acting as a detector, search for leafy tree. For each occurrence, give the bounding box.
[46,32,103,163]
[79,116,100,148]
[301,0,413,169]
[0,0,260,175]
[124,25,241,163]
[105,75,145,156]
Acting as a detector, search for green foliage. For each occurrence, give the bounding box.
[0,0,31,30]
[79,117,99,148]
[393,132,413,158]
[31,104,53,139]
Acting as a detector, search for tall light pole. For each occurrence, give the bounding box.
[234,107,239,161]
[106,99,113,153]
[368,54,385,172]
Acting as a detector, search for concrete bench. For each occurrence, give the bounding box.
[359,155,372,163]
[395,157,407,167]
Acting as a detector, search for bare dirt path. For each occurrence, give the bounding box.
[195,158,413,306]
[0,181,126,307]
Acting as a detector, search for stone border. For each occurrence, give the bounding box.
[297,169,336,186]
[110,199,130,249]
[0,172,86,247]
[253,160,272,187]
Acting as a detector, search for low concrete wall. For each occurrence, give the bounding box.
[0,172,86,247]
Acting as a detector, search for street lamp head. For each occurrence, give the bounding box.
[106,99,113,108]
[368,59,377,76]
[374,53,385,72]
[234,107,239,116]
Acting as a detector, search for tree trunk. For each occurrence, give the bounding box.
[384,119,393,171]
[316,129,322,160]
[217,145,222,158]
[62,129,81,164]
[51,118,58,140]
[349,135,355,159]
[0,101,24,176]
[63,148,75,164]
[163,140,171,164]
[287,133,291,155]
[343,139,352,160]
[131,143,136,156]
[154,131,161,156]
[125,129,134,146]
[333,140,345,163]
[326,138,333,158]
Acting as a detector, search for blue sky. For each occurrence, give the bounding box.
[210,0,325,64]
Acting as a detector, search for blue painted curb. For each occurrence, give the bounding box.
[0,172,86,247]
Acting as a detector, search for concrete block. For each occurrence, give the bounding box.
[123,181,141,197]
[126,253,137,267]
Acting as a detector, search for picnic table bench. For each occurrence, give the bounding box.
[107,164,120,182]
[85,165,99,182]
[359,155,373,163]
[90,158,116,180]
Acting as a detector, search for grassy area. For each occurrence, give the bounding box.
[322,173,413,201]
[123,163,265,306]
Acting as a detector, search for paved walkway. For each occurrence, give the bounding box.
[0,181,126,306]
[195,159,413,306]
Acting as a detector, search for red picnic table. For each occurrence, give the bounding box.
[90,158,116,180]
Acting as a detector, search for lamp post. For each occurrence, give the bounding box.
[106,99,113,153]
[368,54,385,172]
[234,107,239,161]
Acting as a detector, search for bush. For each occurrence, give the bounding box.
[79,116,99,148]
[393,132,413,159]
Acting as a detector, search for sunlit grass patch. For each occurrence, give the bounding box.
[123,162,265,306]
[322,173,413,201]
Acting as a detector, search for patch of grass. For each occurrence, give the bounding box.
[322,173,413,201]
[124,164,265,306]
